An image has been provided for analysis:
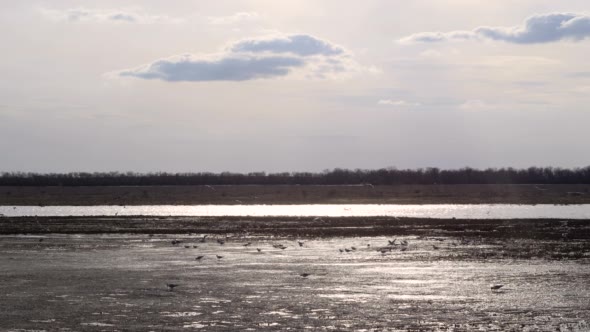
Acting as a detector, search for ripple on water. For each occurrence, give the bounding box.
[161,312,201,318]
[80,322,114,327]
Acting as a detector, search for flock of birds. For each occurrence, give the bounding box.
[162,235,505,292]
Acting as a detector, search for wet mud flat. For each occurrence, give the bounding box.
[1,217,590,331]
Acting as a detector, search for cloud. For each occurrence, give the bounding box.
[377,100,421,107]
[230,34,345,56]
[118,34,361,82]
[400,12,590,44]
[120,54,305,81]
[208,12,260,25]
[40,8,183,24]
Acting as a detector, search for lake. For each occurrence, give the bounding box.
[2,204,590,219]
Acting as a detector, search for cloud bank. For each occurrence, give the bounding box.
[119,34,359,82]
[400,12,590,44]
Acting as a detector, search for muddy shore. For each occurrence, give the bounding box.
[1,184,590,206]
[1,217,589,331]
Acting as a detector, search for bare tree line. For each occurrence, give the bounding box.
[1,167,590,186]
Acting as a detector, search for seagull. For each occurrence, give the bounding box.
[171,240,182,245]
[339,249,344,253]
[300,273,310,278]
[432,245,439,250]
[200,235,208,243]
[257,248,262,252]
[400,247,408,252]
[166,283,179,291]
[351,246,357,251]
[216,255,223,259]
[195,256,204,261]
[344,248,352,253]
[217,239,225,245]
[298,241,304,247]
[388,239,397,245]
[184,245,190,249]
[490,284,504,291]
[401,240,408,246]
[193,245,198,249]
[243,242,252,247]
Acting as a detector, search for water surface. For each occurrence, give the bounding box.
[2,204,590,219]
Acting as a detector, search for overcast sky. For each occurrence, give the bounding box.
[2,1,590,172]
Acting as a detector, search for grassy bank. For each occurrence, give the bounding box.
[1,184,590,206]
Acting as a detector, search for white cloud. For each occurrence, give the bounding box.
[377,100,421,107]
[40,8,183,24]
[117,34,362,82]
[208,12,260,25]
[400,12,590,44]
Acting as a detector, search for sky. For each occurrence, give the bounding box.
[1,1,590,172]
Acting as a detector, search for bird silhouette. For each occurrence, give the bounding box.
[195,256,204,261]
[432,245,439,250]
[388,239,397,245]
[200,235,208,243]
[243,242,252,247]
[166,283,179,291]
[344,248,352,253]
[351,246,357,251]
[490,284,504,291]
[217,239,225,245]
[216,255,223,259]
[257,248,262,252]
[298,241,304,247]
[339,249,344,253]
[300,273,310,278]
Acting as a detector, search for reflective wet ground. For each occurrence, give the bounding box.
[1,234,589,331]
